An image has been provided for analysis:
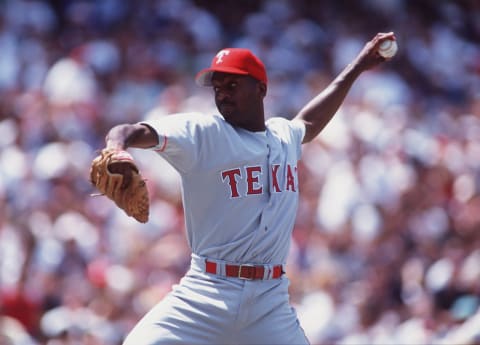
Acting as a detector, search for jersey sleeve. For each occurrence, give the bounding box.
[289,118,306,150]
[140,112,215,173]
[266,117,306,159]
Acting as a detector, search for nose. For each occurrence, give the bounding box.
[215,88,231,103]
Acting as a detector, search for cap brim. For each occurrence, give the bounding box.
[195,67,249,86]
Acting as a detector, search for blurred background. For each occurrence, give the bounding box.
[0,0,479,344]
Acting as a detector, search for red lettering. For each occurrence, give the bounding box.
[286,164,296,192]
[221,168,242,198]
[246,166,263,195]
[271,164,281,192]
[222,164,298,198]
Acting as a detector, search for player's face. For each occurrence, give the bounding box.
[211,73,266,131]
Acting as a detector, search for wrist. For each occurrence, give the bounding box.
[105,135,127,150]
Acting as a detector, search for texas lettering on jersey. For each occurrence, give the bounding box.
[221,163,298,198]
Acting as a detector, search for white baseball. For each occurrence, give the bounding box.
[378,39,398,58]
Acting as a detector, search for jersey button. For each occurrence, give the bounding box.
[264,226,268,231]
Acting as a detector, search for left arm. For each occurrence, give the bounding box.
[295,32,396,143]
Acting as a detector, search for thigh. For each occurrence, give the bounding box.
[247,304,310,345]
[238,279,310,345]
[123,272,243,345]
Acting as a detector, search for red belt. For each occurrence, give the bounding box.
[205,259,283,280]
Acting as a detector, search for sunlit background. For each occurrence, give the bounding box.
[0,0,479,344]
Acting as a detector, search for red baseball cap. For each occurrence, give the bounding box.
[195,48,267,86]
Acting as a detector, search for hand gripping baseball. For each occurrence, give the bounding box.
[90,148,150,223]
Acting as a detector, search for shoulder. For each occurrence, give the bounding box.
[143,111,226,131]
[266,117,306,141]
[145,111,216,124]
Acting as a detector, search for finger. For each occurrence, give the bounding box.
[374,32,396,48]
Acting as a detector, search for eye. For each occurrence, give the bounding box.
[228,82,237,89]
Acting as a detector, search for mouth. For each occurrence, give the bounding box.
[219,102,235,114]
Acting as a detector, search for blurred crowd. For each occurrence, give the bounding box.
[0,0,479,344]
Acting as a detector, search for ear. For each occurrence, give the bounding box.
[258,82,267,98]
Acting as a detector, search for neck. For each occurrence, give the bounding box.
[242,112,266,132]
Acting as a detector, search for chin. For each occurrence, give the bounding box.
[222,115,242,128]
[219,109,235,121]
[219,109,230,118]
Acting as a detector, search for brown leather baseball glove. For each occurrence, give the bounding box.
[90,148,149,223]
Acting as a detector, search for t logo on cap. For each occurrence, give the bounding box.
[215,50,230,64]
[195,48,267,87]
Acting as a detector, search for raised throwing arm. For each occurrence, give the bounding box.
[295,32,396,143]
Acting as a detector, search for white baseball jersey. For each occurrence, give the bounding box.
[125,112,310,345]
[144,112,305,265]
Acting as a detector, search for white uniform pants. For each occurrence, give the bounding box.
[123,254,310,345]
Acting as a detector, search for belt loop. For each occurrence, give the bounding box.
[218,261,226,276]
[264,265,272,280]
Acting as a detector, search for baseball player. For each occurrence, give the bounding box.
[101,32,396,345]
